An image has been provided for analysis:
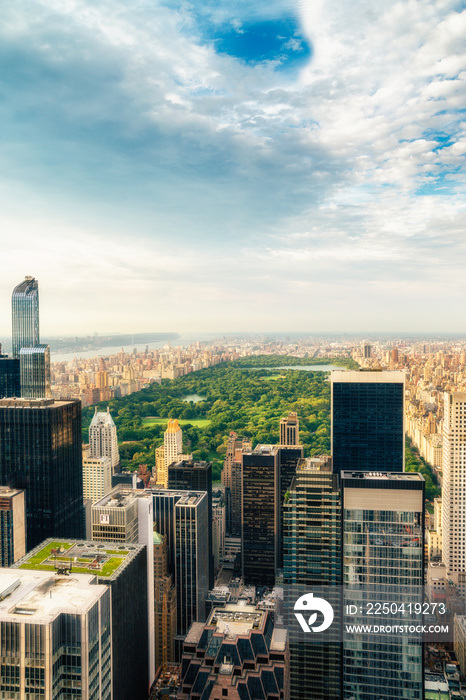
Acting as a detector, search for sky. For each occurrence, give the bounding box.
[1,0,465,336]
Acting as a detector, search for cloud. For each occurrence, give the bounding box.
[0,0,465,333]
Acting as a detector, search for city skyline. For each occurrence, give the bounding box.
[1,0,465,334]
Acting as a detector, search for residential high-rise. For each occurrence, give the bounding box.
[0,487,26,566]
[331,370,405,475]
[0,397,84,549]
[83,455,112,503]
[153,531,177,671]
[0,568,112,700]
[212,489,226,571]
[442,391,466,592]
[280,411,300,446]
[221,432,251,535]
[11,276,39,359]
[283,457,341,700]
[168,459,214,587]
[165,418,183,465]
[19,344,51,398]
[89,406,120,472]
[14,538,147,700]
[179,604,289,699]
[341,471,424,700]
[242,444,279,586]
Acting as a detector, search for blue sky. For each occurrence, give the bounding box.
[1,0,465,335]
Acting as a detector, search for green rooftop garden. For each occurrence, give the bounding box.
[18,540,131,578]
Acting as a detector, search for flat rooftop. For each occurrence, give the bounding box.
[0,486,23,498]
[0,569,108,624]
[0,397,76,408]
[13,539,142,579]
[297,457,332,473]
[341,471,424,482]
[331,369,405,383]
[208,604,264,638]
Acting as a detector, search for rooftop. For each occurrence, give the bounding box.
[341,471,424,482]
[13,539,142,579]
[0,397,74,408]
[331,369,405,383]
[0,569,108,624]
[208,604,264,638]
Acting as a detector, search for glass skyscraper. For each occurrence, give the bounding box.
[19,345,51,399]
[331,370,405,475]
[11,276,39,359]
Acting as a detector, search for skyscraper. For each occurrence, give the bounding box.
[283,457,341,700]
[153,531,177,671]
[280,411,300,446]
[19,344,51,398]
[442,391,466,593]
[341,471,424,700]
[89,406,120,472]
[221,431,251,536]
[0,354,20,398]
[0,397,85,549]
[82,455,112,503]
[331,369,405,475]
[0,487,26,566]
[0,568,112,700]
[11,276,39,359]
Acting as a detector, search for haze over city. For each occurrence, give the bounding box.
[1,0,465,334]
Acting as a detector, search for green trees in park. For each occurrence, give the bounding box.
[82,356,354,478]
[405,438,441,501]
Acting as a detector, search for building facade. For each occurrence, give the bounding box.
[331,370,405,475]
[19,345,51,399]
[0,397,84,549]
[153,531,177,672]
[89,407,120,472]
[83,456,112,503]
[0,487,25,567]
[0,356,20,399]
[11,276,39,359]
[280,412,300,446]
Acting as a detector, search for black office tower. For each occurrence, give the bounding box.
[168,459,214,588]
[331,369,405,475]
[0,356,20,398]
[0,397,85,549]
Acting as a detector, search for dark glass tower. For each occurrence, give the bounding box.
[331,370,405,475]
[168,459,214,588]
[19,345,51,398]
[11,276,39,359]
[0,355,20,398]
[283,457,342,700]
[0,397,85,549]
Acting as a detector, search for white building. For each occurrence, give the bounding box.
[0,569,111,699]
[89,406,120,471]
[83,456,112,503]
[442,392,466,587]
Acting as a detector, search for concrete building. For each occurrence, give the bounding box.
[212,489,226,572]
[442,392,466,592]
[341,471,424,700]
[0,487,25,566]
[0,397,84,549]
[14,538,148,700]
[331,370,405,475]
[89,406,120,472]
[92,487,155,688]
[280,411,299,446]
[179,603,289,700]
[221,432,251,537]
[83,455,112,503]
[0,568,112,700]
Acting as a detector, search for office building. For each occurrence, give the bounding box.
[0,397,84,549]
[153,531,177,671]
[0,354,20,398]
[242,444,279,586]
[221,432,251,536]
[19,344,51,398]
[174,491,209,636]
[89,406,120,472]
[155,444,166,487]
[92,487,155,688]
[0,568,112,700]
[280,411,300,446]
[277,444,304,567]
[179,603,289,699]
[283,457,341,700]
[331,370,405,475]
[168,459,213,588]
[83,455,112,503]
[14,538,148,700]
[11,276,39,359]
[442,392,466,590]
[0,487,25,566]
[212,489,226,571]
[341,471,424,700]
